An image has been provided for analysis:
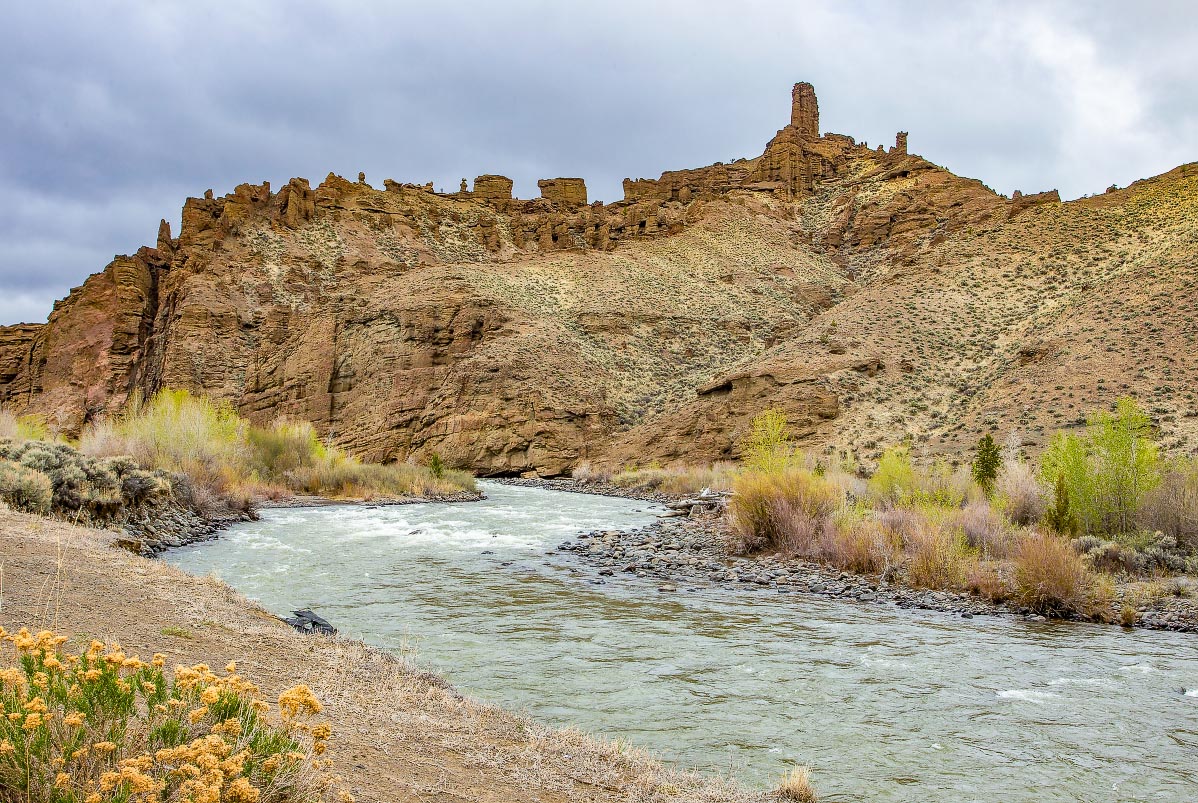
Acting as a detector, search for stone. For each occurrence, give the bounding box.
[537,178,588,208]
[790,81,819,139]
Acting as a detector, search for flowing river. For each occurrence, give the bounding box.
[166,482,1198,802]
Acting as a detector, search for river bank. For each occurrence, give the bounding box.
[0,507,762,803]
[160,483,1198,800]
[506,477,1198,633]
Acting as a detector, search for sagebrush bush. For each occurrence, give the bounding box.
[0,627,339,803]
[0,459,53,514]
[0,441,170,525]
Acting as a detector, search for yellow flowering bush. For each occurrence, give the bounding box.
[0,627,339,803]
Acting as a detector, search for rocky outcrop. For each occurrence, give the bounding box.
[3,82,1192,475]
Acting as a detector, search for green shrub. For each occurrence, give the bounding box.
[0,459,52,514]
[867,446,918,507]
[1041,397,1161,536]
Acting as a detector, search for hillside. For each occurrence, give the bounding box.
[2,83,1194,475]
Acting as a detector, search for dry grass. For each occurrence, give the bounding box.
[610,462,738,495]
[776,765,817,802]
[1013,532,1112,618]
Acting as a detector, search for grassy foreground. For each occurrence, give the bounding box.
[0,509,767,803]
[0,391,476,523]
[595,399,1198,622]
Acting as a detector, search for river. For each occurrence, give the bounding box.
[165,481,1198,802]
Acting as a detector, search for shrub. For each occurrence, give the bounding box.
[80,391,475,505]
[867,446,918,507]
[967,562,1012,601]
[571,460,599,483]
[825,515,900,575]
[906,525,975,591]
[1137,460,1198,552]
[0,411,50,442]
[0,441,170,524]
[727,468,841,555]
[612,463,737,495]
[1040,397,1161,536]
[1013,531,1111,617]
[951,501,1011,558]
[0,627,335,803]
[995,459,1045,526]
[0,459,52,514]
[1043,472,1079,537]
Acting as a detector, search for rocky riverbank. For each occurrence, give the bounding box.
[527,478,1198,634]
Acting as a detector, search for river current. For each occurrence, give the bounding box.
[166,481,1198,802]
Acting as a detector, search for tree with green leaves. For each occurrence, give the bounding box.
[742,408,791,475]
[1040,397,1161,536]
[971,434,1001,495]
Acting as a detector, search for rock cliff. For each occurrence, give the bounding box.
[2,84,1195,474]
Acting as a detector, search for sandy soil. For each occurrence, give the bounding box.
[0,509,763,803]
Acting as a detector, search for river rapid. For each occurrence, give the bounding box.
[166,481,1198,802]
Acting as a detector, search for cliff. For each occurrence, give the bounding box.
[3,84,1195,474]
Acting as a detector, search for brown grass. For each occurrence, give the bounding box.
[1013,531,1111,618]
[727,469,841,554]
[776,765,817,802]
[611,462,738,495]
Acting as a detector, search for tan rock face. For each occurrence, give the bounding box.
[2,83,1193,474]
[537,178,588,208]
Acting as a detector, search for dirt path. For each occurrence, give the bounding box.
[0,510,760,803]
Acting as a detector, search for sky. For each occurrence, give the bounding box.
[2,1,1195,325]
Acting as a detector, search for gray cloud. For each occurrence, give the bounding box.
[2,0,1195,324]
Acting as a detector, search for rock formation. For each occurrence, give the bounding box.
[3,83,1194,475]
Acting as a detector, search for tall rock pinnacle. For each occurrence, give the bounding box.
[791,82,819,139]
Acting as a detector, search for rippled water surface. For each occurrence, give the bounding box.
[167,482,1198,801]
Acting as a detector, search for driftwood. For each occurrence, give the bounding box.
[658,490,730,518]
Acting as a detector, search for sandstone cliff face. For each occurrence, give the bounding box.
[5,83,1192,475]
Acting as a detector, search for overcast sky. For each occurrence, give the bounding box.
[2,1,1195,325]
